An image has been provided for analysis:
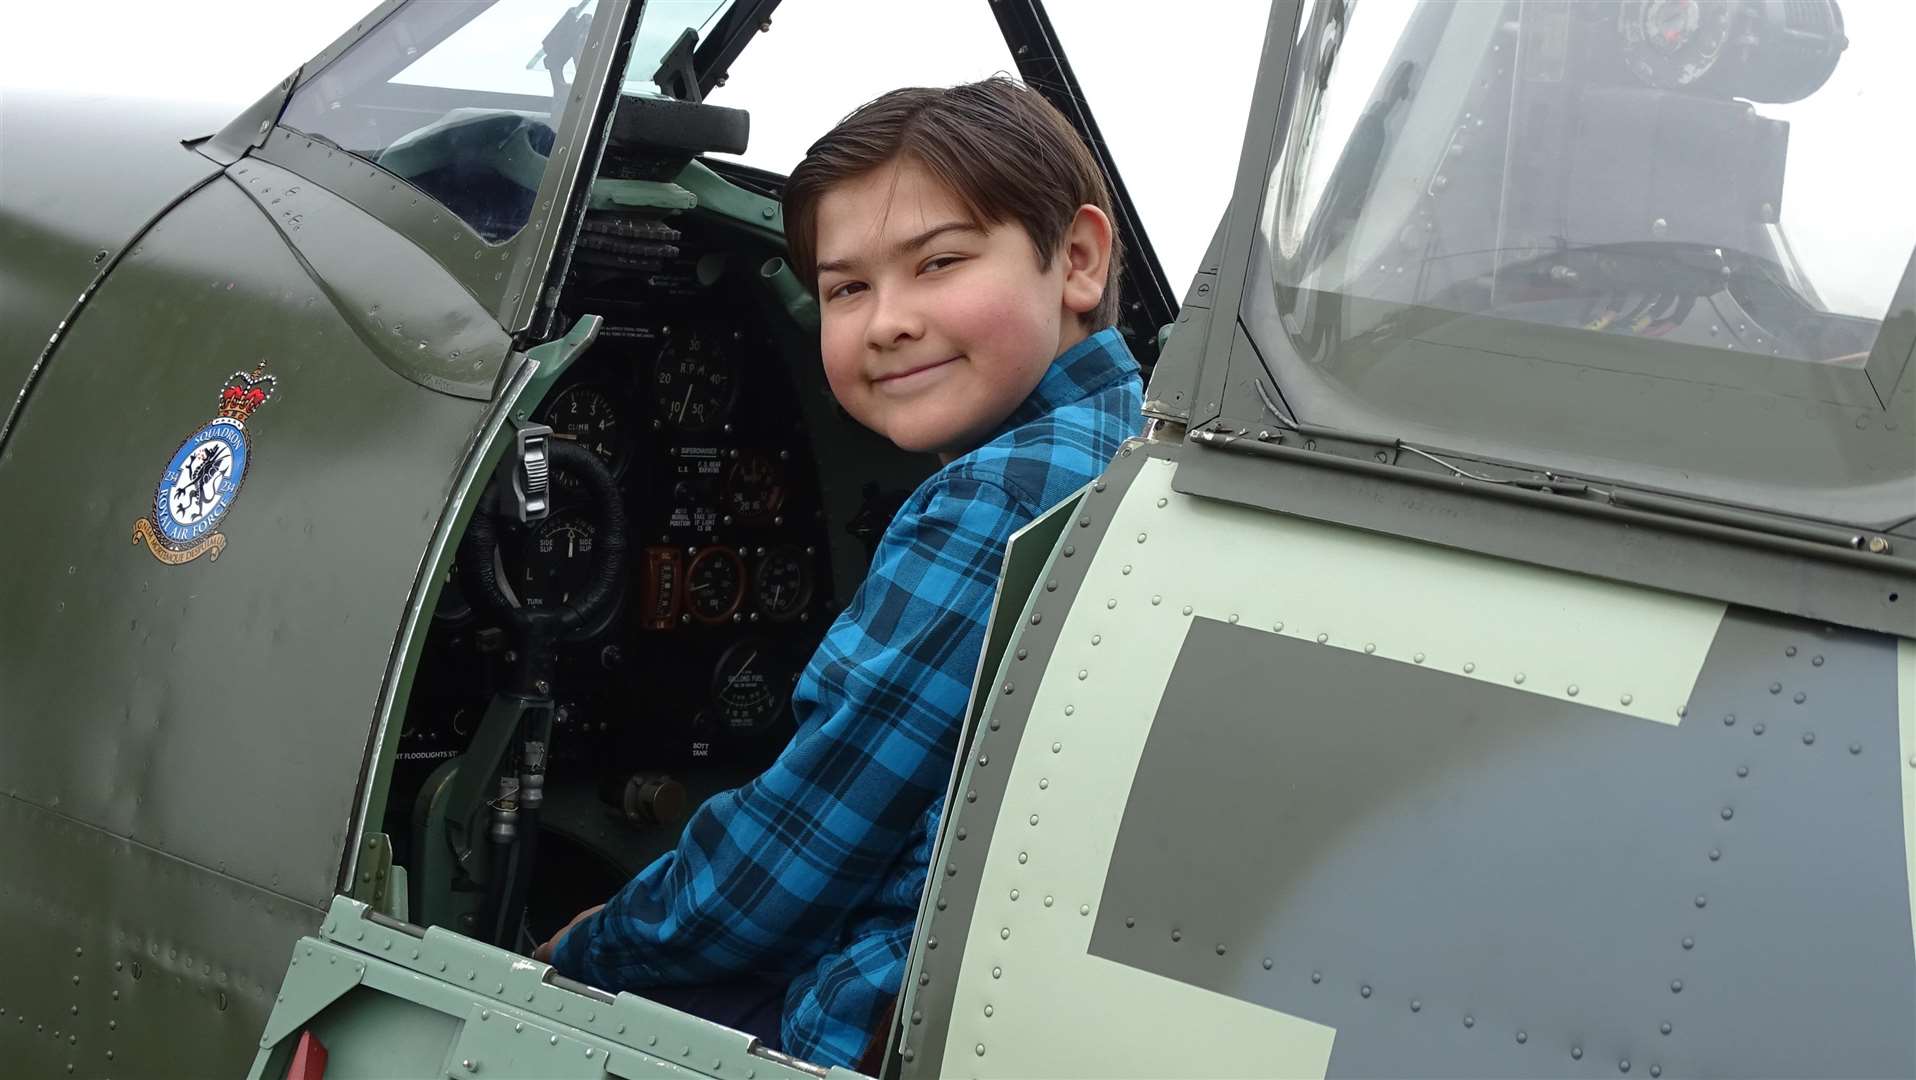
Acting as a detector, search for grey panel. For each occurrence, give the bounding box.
[896,441,1156,1077]
[1090,611,1913,1078]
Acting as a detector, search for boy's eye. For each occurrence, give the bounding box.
[921,255,963,274]
[825,281,866,301]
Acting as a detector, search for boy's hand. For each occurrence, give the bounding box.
[532,903,605,964]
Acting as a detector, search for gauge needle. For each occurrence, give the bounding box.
[567,533,576,558]
[551,432,579,440]
[678,383,694,420]
[773,585,783,606]
[725,651,759,691]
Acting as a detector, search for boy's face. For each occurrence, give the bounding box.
[812,159,1096,460]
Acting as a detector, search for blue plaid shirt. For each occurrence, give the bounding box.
[552,329,1143,1065]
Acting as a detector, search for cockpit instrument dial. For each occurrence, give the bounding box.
[685,546,746,624]
[724,451,787,526]
[753,546,813,622]
[653,331,739,432]
[520,512,598,609]
[710,640,794,736]
[1619,0,1734,89]
[544,385,624,482]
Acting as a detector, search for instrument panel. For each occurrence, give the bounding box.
[402,309,836,777]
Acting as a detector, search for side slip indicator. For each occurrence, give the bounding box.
[132,363,276,565]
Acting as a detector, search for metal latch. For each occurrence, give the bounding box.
[510,421,552,524]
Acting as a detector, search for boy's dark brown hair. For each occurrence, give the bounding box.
[783,76,1124,330]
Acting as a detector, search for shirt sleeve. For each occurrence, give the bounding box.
[552,471,1029,987]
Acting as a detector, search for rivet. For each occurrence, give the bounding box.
[1171,930,1183,942]
[1803,731,1815,745]
[992,966,1002,979]
[1264,958,1274,970]
[1030,613,1042,625]
[1030,814,1040,826]
[976,1044,986,1057]
[1216,944,1227,956]
[1275,621,1286,632]
[1567,684,1579,697]
[1360,985,1372,998]
[516,1023,525,1033]
[1043,896,1052,907]
[1076,670,1087,681]
[1316,633,1329,644]
[1182,605,1194,616]
[1516,1031,1527,1044]
[1693,895,1706,909]
[1010,888,1020,901]
[1721,806,1733,820]
[1003,683,1014,695]
[1136,533,1147,543]
[1363,642,1374,654]
[928,937,938,949]
[1682,936,1694,950]
[1065,705,1075,716]
[1786,645,1798,657]
[1573,1047,1584,1061]
[1045,580,1057,592]
[1019,851,1029,863]
[1769,682,1783,695]
[1678,705,1689,718]
[983,1005,992,1018]
[1513,672,1526,685]
[1311,971,1322,983]
[1230,614,1240,625]
[1463,1015,1475,1028]
[1736,766,1748,778]
[947,864,958,876]
[1063,546,1075,557]
[1793,691,1807,704]
[1661,1021,1673,1035]
[1753,723,1766,735]
[1671,979,1684,993]
[1157,497,1167,507]
[1620,693,1634,706]
[1122,565,1132,575]
[1052,742,1062,754]
[1812,655,1824,667]
[1724,713,1736,726]
[1126,916,1136,927]
[1078,517,1090,528]
[1463,662,1476,673]
[1080,904,1091,916]
[1152,595,1162,605]
[1017,648,1028,660]
[1709,848,1721,862]
[1651,1067,1662,1078]
[1409,999,1421,1012]
[1413,652,1425,663]
[1620,1059,1631,1073]
[1850,742,1863,755]
[1094,481,1107,492]
[1039,778,1049,789]
[920,974,930,986]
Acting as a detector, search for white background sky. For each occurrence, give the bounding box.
[5,1,1907,315]
[0,0,1272,292]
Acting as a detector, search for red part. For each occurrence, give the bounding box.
[284,1030,328,1080]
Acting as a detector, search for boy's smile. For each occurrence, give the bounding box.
[812,158,1107,460]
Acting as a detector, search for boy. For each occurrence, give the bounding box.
[535,77,1145,1067]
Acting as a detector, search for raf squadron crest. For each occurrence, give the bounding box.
[132,364,277,565]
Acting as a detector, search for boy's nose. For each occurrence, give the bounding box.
[865,290,924,350]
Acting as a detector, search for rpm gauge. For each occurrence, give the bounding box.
[685,546,746,624]
[653,330,739,432]
[709,640,796,737]
[753,546,813,622]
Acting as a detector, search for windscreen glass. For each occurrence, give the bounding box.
[1254,0,1915,525]
[281,0,615,242]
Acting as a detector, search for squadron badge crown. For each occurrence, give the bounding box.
[132,363,277,565]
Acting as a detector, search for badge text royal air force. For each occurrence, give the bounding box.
[132,364,276,565]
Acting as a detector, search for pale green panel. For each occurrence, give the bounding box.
[1901,639,1916,975]
[251,897,859,1080]
[941,454,1731,1078]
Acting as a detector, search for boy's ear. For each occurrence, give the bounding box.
[1058,204,1114,319]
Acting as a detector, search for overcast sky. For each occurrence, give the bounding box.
[0,0,1270,292]
[5,1,1908,317]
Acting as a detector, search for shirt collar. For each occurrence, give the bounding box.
[984,327,1137,442]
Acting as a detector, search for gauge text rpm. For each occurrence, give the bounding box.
[653,331,738,432]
